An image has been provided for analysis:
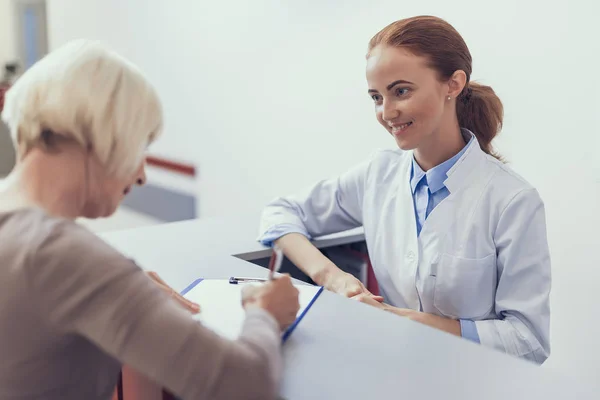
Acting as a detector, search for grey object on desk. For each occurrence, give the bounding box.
[99,216,598,400]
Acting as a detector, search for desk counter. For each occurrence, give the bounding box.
[100,215,595,400]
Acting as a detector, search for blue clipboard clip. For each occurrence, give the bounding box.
[181,277,324,343]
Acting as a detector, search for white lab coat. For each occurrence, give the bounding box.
[259,136,551,363]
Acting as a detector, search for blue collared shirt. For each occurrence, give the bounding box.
[410,138,470,236]
[409,134,480,344]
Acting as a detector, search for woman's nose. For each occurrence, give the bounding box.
[382,100,400,122]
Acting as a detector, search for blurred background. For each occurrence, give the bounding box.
[1,0,599,383]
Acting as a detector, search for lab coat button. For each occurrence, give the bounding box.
[406,251,415,261]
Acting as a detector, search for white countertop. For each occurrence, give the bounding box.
[99,215,597,400]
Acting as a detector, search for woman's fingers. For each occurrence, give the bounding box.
[147,271,200,314]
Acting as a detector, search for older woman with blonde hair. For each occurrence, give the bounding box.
[0,39,299,400]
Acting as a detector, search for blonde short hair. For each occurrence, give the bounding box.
[1,39,163,178]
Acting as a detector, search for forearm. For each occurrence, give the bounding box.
[98,296,281,400]
[275,233,342,286]
[382,305,461,336]
[64,263,282,399]
[207,308,282,400]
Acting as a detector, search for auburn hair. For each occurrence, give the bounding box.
[368,16,503,159]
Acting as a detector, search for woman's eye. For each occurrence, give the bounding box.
[396,87,410,96]
[371,94,382,103]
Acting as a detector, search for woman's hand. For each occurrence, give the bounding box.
[323,268,384,301]
[353,294,461,336]
[352,292,387,308]
[146,271,200,314]
[241,274,300,330]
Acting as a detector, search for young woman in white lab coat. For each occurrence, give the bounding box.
[258,15,551,364]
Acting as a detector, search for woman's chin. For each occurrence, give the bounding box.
[102,204,119,218]
[391,128,420,151]
[394,136,418,151]
[82,203,118,220]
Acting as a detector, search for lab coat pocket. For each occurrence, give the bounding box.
[433,253,496,319]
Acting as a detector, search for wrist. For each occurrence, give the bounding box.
[382,304,403,315]
[242,298,259,310]
[447,319,462,336]
[244,300,276,321]
[244,305,281,330]
[311,262,343,287]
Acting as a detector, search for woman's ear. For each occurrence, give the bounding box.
[447,70,467,98]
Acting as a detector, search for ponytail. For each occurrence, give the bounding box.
[457,82,504,161]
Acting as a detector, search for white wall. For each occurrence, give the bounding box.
[46,0,600,383]
[0,0,17,68]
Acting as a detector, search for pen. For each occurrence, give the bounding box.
[228,277,268,284]
[229,247,284,284]
[267,245,283,280]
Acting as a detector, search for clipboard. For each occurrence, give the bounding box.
[181,277,323,342]
[114,278,321,400]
